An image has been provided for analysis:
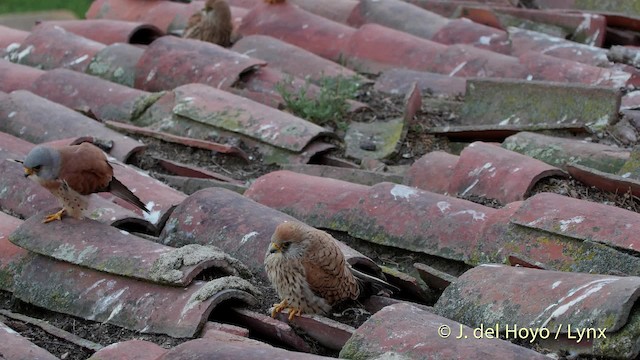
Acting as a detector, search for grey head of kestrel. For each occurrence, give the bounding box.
[264,221,397,321]
[22,142,149,223]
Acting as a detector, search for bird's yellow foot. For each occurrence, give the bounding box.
[271,300,288,318]
[287,307,302,321]
[43,209,65,223]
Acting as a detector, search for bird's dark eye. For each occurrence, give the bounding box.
[282,241,291,248]
[33,165,42,171]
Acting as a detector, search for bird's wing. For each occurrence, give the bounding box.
[56,143,113,195]
[301,230,359,303]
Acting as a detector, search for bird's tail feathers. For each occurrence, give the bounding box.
[109,177,150,213]
[351,267,399,298]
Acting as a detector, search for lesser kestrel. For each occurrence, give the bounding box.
[264,221,395,320]
[21,142,149,223]
[183,0,233,47]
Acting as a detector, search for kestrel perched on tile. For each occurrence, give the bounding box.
[21,142,149,223]
[264,221,396,320]
[183,0,233,47]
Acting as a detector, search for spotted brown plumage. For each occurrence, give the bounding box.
[183,0,233,47]
[22,143,149,223]
[264,222,371,320]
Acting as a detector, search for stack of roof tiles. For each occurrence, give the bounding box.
[2,0,640,358]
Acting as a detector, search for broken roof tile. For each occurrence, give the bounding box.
[459,78,621,132]
[238,1,356,61]
[40,19,164,45]
[159,187,383,280]
[434,264,640,358]
[155,174,247,195]
[404,150,458,195]
[0,89,146,162]
[273,313,355,351]
[0,212,27,292]
[13,254,258,338]
[134,83,336,164]
[10,23,105,72]
[0,59,45,93]
[340,302,548,360]
[156,338,332,359]
[0,320,58,360]
[413,262,457,292]
[502,131,630,173]
[9,214,246,286]
[155,157,244,184]
[281,164,403,186]
[200,321,249,338]
[567,163,640,198]
[374,68,466,97]
[228,307,311,352]
[88,339,168,360]
[406,142,566,204]
[231,35,361,84]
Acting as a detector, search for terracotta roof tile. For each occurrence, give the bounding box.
[341,302,548,359]
[0,60,45,93]
[374,68,467,96]
[88,339,167,360]
[40,19,164,45]
[0,212,27,292]
[228,307,312,351]
[288,0,358,24]
[273,312,355,351]
[0,25,29,53]
[0,320,58,360]
[86,43,144,87]
[567,163,640,197]
[200,321,249,338]
[155,338,332,359]
[435,264,640,358]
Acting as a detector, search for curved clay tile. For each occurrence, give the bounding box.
[341,303,549,360]
[85,43,145,87]
[290,0,358,24]
[404,151,458,195]
[156,338,332,359]
[39,19,164,45]
[431,18,511,54]
[0,212,27,292]
[88,340,167,360]
[435,265,640,358]
[13,254,259,338]
[11,24,105,72]
[374,68,466,96]
[0,25,29,51]
[0,321,58,360]
[0,59,45,93]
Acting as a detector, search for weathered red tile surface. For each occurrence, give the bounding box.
[414,262,456,291]
[404,151,458,195]
[502,131,630,173]
[238,1,356,61]
[232,35,360,84]
[13,255,258,338]
[0,60,45,93]
[511,192,640,253]
[159,187,382,280]
[156,157,243,184]
[567,163,640,197]
[9,213,247,286]
[435,265,640,358]
[288,0,358,24]
[282,164,403,186]
[156,338,332,359]
[86,43,145,87]
[374,68,466,96]
[0,212,27,291]
[340,302,548,359]
[0,25,29,52]
[201,321,249,338]
[445,142,566,204]
[228,308,311,352]
[0,320,58,360]
[274,313,354,351]
[41,19,164,45]
[88,339,167,360]
[431,18,511,53]
[12,24,105,72]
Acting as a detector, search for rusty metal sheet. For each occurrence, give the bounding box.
[136,83,334,153]
[434,265,640,358]
[88,340,168,360]
[231,35,361,84]
[159,187,382,280]
[13,255,258,338]
[245,171,494,263]
[446,142,566,204]
[0,90,145,162]
[0,60,45,93]
[509,27,610,67]
[340,302,549,360]
[502,131,629,173]
[86,0,203,33]
[157,338,332,360]
[134,36,265,92]
[344,23,448,74]
[29,68,159,124]
[0,321,58,360]
[374,68,466,97]
[274,313,354,351]
[404,151,459,195]
[511,192,640,254]
[238,1,355,62]
[11,24,105,72]
[431,18,511,54]
[0,212,27,291]
[568,163,640,198]
[9,213,244,286]
[459,78,621,131]
[40,19,164,45]
[519,51,634,88]
[86,43,145,88]
[229,308,311,351]
[346,0,449,39]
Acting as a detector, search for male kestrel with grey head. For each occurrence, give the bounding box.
[264,221,396,320]
[21,142,149,223]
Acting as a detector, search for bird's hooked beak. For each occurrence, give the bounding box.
[23,167,34,178]
[269,242,282,253]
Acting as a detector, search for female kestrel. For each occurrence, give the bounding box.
[183,0,233,47]
[264,221,395,320]
[21,143,149,223]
